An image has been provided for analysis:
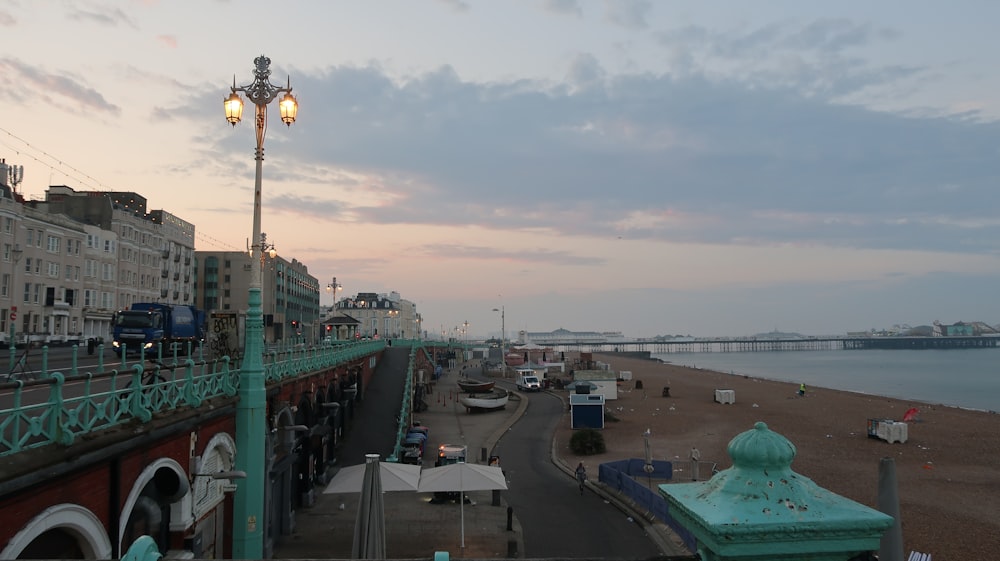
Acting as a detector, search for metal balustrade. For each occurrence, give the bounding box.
[0,340,387,458]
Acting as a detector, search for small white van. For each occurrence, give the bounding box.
[515,368,542,391]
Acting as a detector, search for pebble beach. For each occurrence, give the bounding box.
[552,353,1000,561]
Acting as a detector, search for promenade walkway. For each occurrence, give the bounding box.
[274,348,689,560]
[273,348,525,559]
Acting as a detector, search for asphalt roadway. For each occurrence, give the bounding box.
[273,347,688,560]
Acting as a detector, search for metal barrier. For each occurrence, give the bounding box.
[0,340,386,457]
[599,459,697,553]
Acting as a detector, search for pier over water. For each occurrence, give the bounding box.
[542,335,1000,354]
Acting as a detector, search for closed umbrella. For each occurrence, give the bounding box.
[417,463,508,549]
[352,454,386,559]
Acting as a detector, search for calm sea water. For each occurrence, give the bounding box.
[650,348,999,412]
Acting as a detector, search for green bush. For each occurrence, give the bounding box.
[569,428,606,455]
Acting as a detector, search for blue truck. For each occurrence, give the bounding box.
[112,303,206,357]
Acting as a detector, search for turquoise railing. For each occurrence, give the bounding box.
[387,341,438,462]
[0,340,385,458]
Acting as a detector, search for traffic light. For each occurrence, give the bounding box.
[325,325,332,333]
[290,320,299,328]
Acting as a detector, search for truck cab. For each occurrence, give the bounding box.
[435,443,467,466]
[112,303,205,357]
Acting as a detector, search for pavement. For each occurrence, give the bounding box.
[273,351,687,560]
[273,352,526,560]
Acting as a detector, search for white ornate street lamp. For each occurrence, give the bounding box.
[224,54,297,560]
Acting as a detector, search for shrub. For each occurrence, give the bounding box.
[569,428,606,455]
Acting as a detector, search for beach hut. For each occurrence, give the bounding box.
[572,369,618,400]
[570,393,605,429]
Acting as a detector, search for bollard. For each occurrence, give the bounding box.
[506,506,513,531]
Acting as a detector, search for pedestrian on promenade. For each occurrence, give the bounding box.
[575,462,587,494]
[798,383,806,397]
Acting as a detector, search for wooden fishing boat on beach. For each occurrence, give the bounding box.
[459,388,509,412]
[457,378,495,393]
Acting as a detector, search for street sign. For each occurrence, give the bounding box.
[9,312,15,321]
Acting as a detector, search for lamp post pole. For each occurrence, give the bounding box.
[326,277,341,339]
[224,54,297,560]
[8,244,23,372]
[493,306,505,377]
[462,320,469,361]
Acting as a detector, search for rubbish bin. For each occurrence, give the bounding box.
[87,338,96,356]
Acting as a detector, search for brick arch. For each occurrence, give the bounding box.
[0,503,112,560]
[117,457,187,554]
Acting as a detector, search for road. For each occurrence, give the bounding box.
[496,381,664,559]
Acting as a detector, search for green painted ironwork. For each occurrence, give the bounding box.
[386,341,442,463]
[0,340,385,458]
[660,422,894,560]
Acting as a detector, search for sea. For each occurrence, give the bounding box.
[650,348,998,413]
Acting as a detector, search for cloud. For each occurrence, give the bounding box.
[655,20,920,100]
[542,0,583,17]
[170,34,1000,261]
[435,0,469,13]
[603,0,651,30]
[0,57,121,115]
[66,5,137,28]
[156,34,177,49]
[421,243,605,266]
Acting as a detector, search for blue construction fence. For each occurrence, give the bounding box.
[598,459,697,553]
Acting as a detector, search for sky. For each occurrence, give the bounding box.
[3,0,1000,339]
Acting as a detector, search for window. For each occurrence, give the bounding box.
[84,289,94,307]
[24,257,31,274]
[2,243,9,262]
[33,259,40,274]
[102,263,114,282]
[0,273,8,297]
[26,229,33,246]
[48,262,59,277]
[66,265,73,280]
[33,283,41,304]
[23,283,29,303]
[2,217,10,233]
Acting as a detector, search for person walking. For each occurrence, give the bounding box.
[798,383,806,397]
[575,462,587,494]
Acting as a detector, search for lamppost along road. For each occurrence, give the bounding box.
[325,277,341,339]
[493,306,505,377]
[224,54,298,560]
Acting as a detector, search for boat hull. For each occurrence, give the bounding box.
[459,389,509,411]
[457,379,495,393]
